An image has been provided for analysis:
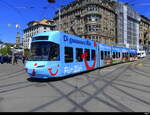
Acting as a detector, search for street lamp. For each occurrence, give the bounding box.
[51,7,62,31]
[11,45,15,64]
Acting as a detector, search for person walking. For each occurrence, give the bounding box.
[22,56,25,64]
[6,55,8,63]
[8,55,11,64]
[12,55,17,65]
[14,55,18,64]
[0,55,4,64]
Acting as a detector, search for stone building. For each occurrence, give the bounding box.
[53,0,117,46]
[23,19,55,50]
[139,15,150,54]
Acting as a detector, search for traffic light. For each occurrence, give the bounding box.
[48,0,55,3]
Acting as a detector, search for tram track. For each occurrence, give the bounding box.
[0,81,29,89]
[29,63,130,112]
[67,64,130,112]
[0,79,41,94]
[1,60,146,112]
[0,70,26,81]
[0,68,24,78]
[69,64,130,112]
[129,64,150,78]
[134,64,150,75]
[0,83,36,94]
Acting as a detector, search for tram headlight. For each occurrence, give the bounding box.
[32,69,36,76]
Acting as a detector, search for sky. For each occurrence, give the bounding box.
[0,0,150,43]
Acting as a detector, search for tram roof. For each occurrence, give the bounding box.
[32,31,96,48]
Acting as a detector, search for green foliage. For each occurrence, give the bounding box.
[0,45,11,55]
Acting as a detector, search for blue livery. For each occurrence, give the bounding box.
[25,31,137,79]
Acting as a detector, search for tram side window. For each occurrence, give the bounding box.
[49,43,60,61]
[116,52,118,58]
[65,47,73,63]
[118,52,120,58]
[124,53,126,57]
[104,51,107,59]
[101,51,104,60]
[108,51,110,58]
[85,49,90,61]
[76,48,83,62]
[122,53,124,58]
[92,50,96,60]
[130,53,132,57]
[116,52,117,58]
[113,52,115,58]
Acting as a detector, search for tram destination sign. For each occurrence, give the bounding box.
[63,35,91,46]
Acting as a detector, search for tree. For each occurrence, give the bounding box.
[0,45,11,55]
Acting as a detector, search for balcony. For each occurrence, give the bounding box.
[82,11,101,17]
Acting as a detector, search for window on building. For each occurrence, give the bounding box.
[86,25,99,32]
[65,47,73,63]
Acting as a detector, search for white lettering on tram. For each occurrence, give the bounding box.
[64,65,83,74]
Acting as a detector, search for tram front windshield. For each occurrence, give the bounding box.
[29,42,60,61]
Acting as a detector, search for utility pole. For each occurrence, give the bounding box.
[58,9,61,31]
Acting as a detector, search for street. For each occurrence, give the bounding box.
[0,56,150,112]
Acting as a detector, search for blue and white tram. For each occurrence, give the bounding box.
[25,31,137,79]
[25,31,98,78]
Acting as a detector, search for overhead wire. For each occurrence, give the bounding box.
[0,0,28,23]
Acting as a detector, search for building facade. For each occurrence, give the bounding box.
[23,19,55,50]
[16,32,21,48]
[0,43,6,50]
[53,0,117,46]
[139,15,150,54]
[115,3,140,50]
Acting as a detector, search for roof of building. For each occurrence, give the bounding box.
[27,19,54,27]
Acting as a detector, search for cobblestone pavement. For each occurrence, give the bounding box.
[0,57,150,112]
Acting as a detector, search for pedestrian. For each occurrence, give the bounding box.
[12,55,17,65]
[8,55,11,64]
[14,55,18,64]
[0,56,1,64]
[0,55,4,64]
[22,56,25,64]
[6,55,9,64]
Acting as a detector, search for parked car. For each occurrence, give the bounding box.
[137,50,146,58]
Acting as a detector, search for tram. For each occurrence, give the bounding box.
[24,31,137,79]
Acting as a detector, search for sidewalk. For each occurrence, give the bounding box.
[0,60,24,76]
